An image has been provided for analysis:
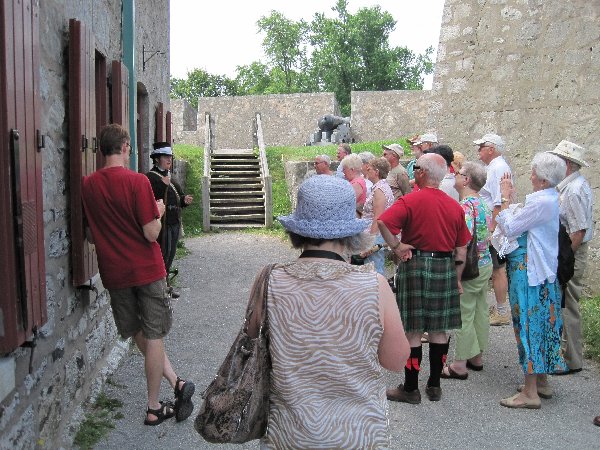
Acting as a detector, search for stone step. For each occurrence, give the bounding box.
[211,163,260,169]
[210,223,265,230]
[210,197,265,204]
[212,149,254,155]
[210,176,261,182]
[210,191,264,197]
[210,182,263,189]
[211,205,265,212]
[211,213,266,221]
[211,170,261,176]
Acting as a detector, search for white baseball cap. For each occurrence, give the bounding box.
[473,133,505,151]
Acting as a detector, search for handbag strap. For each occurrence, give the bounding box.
[467,200,477,240]
[244,264,275,336]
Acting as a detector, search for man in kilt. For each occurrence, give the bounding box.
[378,153,471,403]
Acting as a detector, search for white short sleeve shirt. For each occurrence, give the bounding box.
[480,156,512,210]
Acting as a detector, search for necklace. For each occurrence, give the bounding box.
[299,249,345,262]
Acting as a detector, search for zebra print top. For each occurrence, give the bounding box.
[261,260,389,449]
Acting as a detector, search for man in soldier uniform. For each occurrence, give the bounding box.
[146,142,193,298]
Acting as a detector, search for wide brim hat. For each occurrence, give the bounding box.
[151,141,173,157]
[414,133,438,145]
[382,143,404,158]
[547,140,589,167]
[278,175,368,239]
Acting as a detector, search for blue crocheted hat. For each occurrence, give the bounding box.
[278,175,368,239]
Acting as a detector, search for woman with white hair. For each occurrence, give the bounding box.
[248,175,408,448]
[495,152,567,409]
[341,153,367,215]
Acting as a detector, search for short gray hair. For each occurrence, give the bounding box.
[531,152,566,187]
[461,161,487,191]
[340,153,363,170]
[417,153,446,185]
[316,154,331,165]
[358,151,375,164]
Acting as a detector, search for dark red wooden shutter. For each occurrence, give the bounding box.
[69,19,98,286]
[155,102,164,142]
[0,0,47,352]
[95,51,108,169]
[166,110,172,144]
[111,60,129,135]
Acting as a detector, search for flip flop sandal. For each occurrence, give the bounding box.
[174,376,196,422]
[499,393,541,409]
[440,365,468,380]
[144,400,175,426]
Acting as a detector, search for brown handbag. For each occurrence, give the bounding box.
[461,201,480,281]
[194,264,274,443]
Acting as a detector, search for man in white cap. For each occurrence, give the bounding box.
[146,142,193,298]
[474,133,512,326]
[382,143,410,200]
[547,140,594,375]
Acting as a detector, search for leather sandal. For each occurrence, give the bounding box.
[440,365,468,380]
[517,383,553,399]
[466,360,483,371]
[174,376,196,422]
[593,416,600,427]
[144,400,175,426]
[499,393,541,409]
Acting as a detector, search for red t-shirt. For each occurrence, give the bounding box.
[379,187,471,252]
[82,166,166,289]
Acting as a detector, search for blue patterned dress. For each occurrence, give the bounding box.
[506,234,566,374]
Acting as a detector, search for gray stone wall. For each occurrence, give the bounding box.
[428,0,600,292]
[351,90,431,142]
[173,93,340,148]
[0,1,171,448]
[171,99,202,146]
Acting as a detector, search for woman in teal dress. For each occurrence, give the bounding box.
[495,152,567,409]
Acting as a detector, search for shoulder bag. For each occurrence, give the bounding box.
[461,201,480,281]
[194,264,274,443]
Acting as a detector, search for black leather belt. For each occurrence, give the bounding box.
[414,250,453,258]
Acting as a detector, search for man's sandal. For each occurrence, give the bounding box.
[144,400,175,426]
[174,376,195,422]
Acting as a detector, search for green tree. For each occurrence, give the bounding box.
[309,0,433,115]
[257,11,309,93]
[170,68,238,109]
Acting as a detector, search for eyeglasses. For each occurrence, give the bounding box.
[314,161,325,165]
[413,165,422,171]
[457,171,468,177]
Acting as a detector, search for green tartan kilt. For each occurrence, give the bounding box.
[396,255,462,333]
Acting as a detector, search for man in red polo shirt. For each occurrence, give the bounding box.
[82,124,195,426]
[378,153,471,404]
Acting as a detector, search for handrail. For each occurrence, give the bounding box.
[201,112,211,231]
[255,113,273,227]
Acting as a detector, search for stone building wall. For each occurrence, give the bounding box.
[428,0,600,291]
[351,90,432,142]
[0,1,171,448]
[173,93,340,148]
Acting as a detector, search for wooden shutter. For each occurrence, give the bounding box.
[69,19,98,286]
[166,110,172,144]
[111,60,129,135]
[0,0,46,352]
[95,51,108,169]
[155,102,164,142]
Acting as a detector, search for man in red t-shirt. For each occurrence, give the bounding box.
[82,124,195,426]
[378,153,471,404]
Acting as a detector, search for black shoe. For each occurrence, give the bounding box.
[174,377,195,422]
[386,384,421,404]
[425,385,442,401]
[168,286,180,299]
[553,367,582,376]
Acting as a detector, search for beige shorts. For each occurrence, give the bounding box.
[109,278,172,340]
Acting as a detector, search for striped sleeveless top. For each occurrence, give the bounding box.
[260,260,389,449]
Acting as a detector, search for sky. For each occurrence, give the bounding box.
[169,0,445,89]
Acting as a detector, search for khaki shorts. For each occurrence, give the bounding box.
[109,278,172,340]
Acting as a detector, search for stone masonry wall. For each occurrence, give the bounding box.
[173,93,339,148]
[0,1,170,449]
[351,90,432,142]
[428,0,600,291]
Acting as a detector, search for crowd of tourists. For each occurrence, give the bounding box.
[84,122,596,446]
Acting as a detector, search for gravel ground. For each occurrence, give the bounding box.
[94,232,600,450]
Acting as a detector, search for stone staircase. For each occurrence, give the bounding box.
[208,149,266,229]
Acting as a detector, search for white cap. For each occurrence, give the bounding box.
[382,143,404,158]
[473,133,505,151]
[414,133,438,145]
[547,140,589,167]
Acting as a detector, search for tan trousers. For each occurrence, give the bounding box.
[560,241,589,370]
